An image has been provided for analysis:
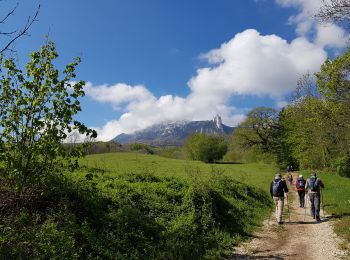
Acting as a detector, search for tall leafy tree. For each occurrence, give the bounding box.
[233,107,281,153]
[316,47,350,105]
[0,40,96,189]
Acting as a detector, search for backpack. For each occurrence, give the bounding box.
[272,179,283,196]
[297,178,305,189]
[308,177,319,192]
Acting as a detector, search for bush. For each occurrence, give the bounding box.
[0,168,272,259]
[130,143,155,154]
[184,134,228,163]
[334,153,350,177]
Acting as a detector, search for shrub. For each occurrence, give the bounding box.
[334,153,350,177]
[184,133,228,163]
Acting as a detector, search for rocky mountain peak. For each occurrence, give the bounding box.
[113,116,234,146]
[213,114,223,130]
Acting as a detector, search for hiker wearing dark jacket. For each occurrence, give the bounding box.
[295,174,306,208]
[305,172,325,221]
[270,173,289,224]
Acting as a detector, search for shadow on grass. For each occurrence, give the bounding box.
[214,161,243,165]
[230,251,296,259]
[325,212,350,220]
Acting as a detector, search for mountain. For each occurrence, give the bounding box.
[113,115,234,146]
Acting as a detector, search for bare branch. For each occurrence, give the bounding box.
[0,4,40,54]
[0,3,18,24]
[316,0,350,23]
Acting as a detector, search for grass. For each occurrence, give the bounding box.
[72,152,278,258]
[1,152,279,259]
[77,152,277,190]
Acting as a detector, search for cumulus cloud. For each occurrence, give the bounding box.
[84,82,155,110]
[85,0,348,141]
[87,82,244,140]
[189,29,326,97]
[275,0,348,48]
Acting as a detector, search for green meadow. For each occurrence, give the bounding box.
[69,152,278,259]
[1,152,279,259]
[77,152,277,189]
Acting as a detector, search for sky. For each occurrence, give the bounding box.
[1,0,348,141]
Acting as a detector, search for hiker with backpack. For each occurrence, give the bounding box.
[295,174,306,208]
[305,172,325,221]
[270,173,289,224]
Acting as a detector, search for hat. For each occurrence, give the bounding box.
[311,172,317,177]
[275,173,281,179]
[299,174,303,178]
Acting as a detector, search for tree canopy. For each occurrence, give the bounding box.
[184,133,228,163]
[0,40,96,188]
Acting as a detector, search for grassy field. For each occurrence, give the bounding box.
[1,151,281,259]
[69,152,278,258]
[77,152,277,190]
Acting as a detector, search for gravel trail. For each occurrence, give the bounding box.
[230,172,348,260]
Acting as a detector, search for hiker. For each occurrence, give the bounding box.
[287,173,293,185]
[305,172,325,221]
[295,174,306,208]
[287,165,293,173]
[270,173,289,224]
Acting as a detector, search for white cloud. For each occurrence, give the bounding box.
[84,82,155,110]
[189,29,326,98]
[87,82,244,141]
[275,0,348,48]
[84,0,348,141]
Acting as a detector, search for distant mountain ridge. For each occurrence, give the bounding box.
[113,115,234,146]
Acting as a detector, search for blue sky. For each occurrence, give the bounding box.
[1,0,348,140]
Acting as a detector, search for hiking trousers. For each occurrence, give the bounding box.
[273,196,284,222]
[309,192,320,219]
[297,190,305,207]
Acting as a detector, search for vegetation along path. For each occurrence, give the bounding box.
[231,172,348,260]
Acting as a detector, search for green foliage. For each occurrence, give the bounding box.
[184,133,228,163]
[0,41,96,189]
[156,146,183,159]
[129,143,155,154]
[278,48,350,172]
[334,153,350,177]
[316,47,350,105]
[0,154,275,259]
[233,107,281,153]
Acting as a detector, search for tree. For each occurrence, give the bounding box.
[184,133,228,163]
[316,0,350,24]
[0,40,97,189]
[233,107,281,153]
[316,47,350,105]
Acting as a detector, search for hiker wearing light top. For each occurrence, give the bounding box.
[305,172,324,221]
[295,174,306,208]
[270,173,289,224]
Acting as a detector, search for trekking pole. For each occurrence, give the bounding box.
[286,194,290,222]
[304,192,309,221]
[321,189,325,219]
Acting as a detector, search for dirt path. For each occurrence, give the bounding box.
[230,172,348,259]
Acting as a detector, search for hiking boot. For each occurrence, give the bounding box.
[316,217,321,222]
[278,221,284,224]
